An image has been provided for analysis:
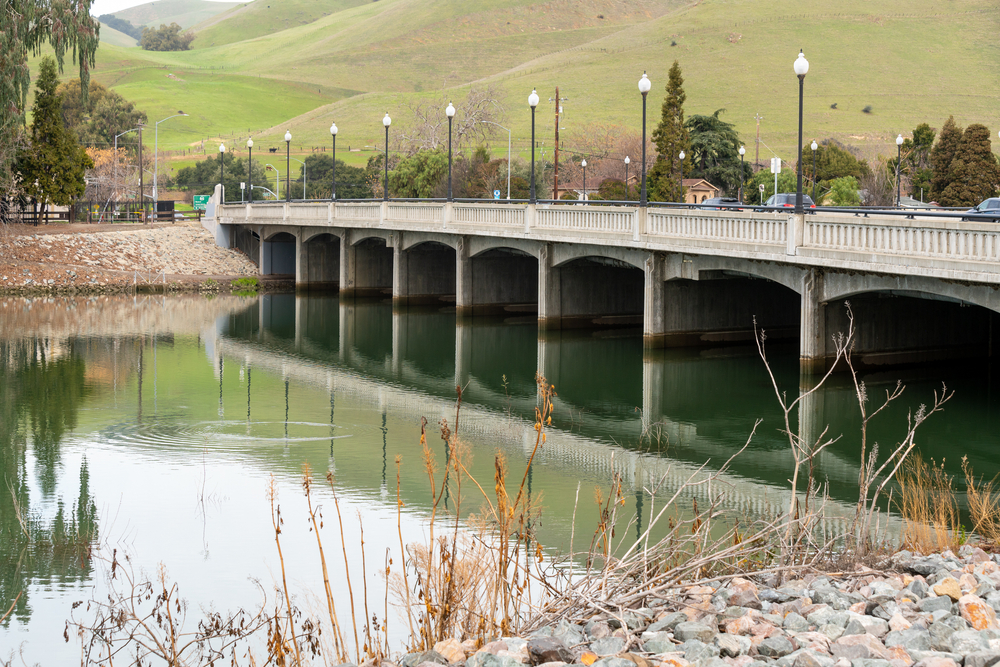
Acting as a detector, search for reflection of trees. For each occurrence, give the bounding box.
[0,339,98,625]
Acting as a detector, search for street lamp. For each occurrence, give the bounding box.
[581,158,587,201]
[153,111,187,214]
[810,140,818,203]
[383,112,391,201]
[247,138,254,202]
[678,150,685,201]
[330,122,338,201]
[738,145,746,202]
[624,155,630,200]
[113,127,139,204]
[793,49,809,214]
[266,163,280,199]
[480,120,512,199]
[219,143,226,202]
[638,72,651,207]
[445,103,455,201]
[896,133,904,207]
[529,89,539,203]
[284,130,291,202]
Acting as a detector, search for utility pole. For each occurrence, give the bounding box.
[549,88,568,200]
[754,113,763,170]
[138,125,144,222]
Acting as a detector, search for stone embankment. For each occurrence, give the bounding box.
[400,547,1000,667]
[0,222,257,293]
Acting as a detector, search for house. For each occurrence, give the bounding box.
[682,179,721,204]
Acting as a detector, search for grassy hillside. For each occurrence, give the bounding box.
[98,23,138,48]
[114,0,241,29]
[37,0,998,172]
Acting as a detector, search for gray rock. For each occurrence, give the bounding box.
[467,654,520,667]
[532,627,556,638]
[590,638,626,657]
[919,597,954,614]
[505,638,528,653]
[649,613,689,634]
[884,628,931,651]
[808,609,837,627]
[794,651,836,667]
[608,612,650,631]
[843,620,867,637]
[528,638,575,665]
[675,622,717,643]
[821,624,846,642]
[682,640,721,663]
[698,659,730,667]
[643,640,676,655]
[400,651,449,667]
[813,588,853,610]
[831,645,871,661]
[965,652,1000,667]
[949,630,990,656]
[761,589,794,604]
[978,581,998,598]
[785,613,811,633]
[871,602,901,621]
[715,634,750,657]
[553,621,588,648]
[758,636,795,658]
[591,659,634,667]
[828,613,851,629]
[929,621,957,652]
[907,651,965,664]
[986,593,1000,614]
[849,660,891,667]
[910,557,945,576]
[586,621,612,640]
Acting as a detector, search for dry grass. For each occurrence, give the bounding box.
[964,456,1000,545]
[896,453,961,553]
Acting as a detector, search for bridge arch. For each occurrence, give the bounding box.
[467,236,540,259]
[262,230,296,275]
[552,244,646,271]
[396,240,457,305]
[300,232,340,288]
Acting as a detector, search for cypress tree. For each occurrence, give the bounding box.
[17,57,93,213]
[929,116,962,201]
[938,124,1000,207]
[647,61,690,202]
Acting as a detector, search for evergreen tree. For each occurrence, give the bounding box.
[17,57,93,211]
[901,123,935,201]
[930,116,963,200]
[938,124,1000,207]
[647,61,690,202]
[684,109,747,196]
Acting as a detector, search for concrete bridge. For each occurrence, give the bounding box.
[211,198,1000,369]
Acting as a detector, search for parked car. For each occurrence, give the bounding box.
[699,197,743,211]
[762,193,816,209]
[962,198,1000,221]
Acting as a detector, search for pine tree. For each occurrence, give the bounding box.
[938,124,1000,207]
[17,57,93,212]
[647,61,690,202]
[930,116,962,201]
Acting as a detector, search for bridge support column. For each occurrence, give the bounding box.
[339,230,356,299]
[295,231,310,290]
[538,244,561,330]
[800,269,826,373]
[392,232,408,305]
[643,252,666,349]
[456,237,472,318]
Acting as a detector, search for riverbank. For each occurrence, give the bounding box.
[0,220,259,294]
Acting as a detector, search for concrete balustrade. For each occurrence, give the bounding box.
[213,200,1000,370]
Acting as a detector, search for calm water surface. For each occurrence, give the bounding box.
[2,293,1000,663]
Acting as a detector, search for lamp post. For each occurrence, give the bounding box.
[738,145,746,202]
[529,89,539,203]
[284,130,291,202]
[219,143,226,202]
[247,138,253,202]
[810,140,817,203]
[896,133,904,207]
[330,122,337,200]
[383,113,391,201]
[793,49,809,214]
[153,111,187,214]
[113,128,139,204]
[480,121,512,199]
[266,164,280,199]
[445,103,455,201]
[624,155,630,200]
[581,158,587,201]
[638,72,651,207]
[678,150,685,200]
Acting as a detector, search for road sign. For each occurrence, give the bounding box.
[193,195,210,210]
[770,157,781,174]
[759,184,765,193]
[493,190,501,200]
[240,182,246,190]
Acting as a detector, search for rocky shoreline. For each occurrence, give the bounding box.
[398,547,1000,667]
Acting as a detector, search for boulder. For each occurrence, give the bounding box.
[918,598,954,614]
[434,639,468,664]
[964,652,1000,667]
[590,638,627,657]
[528,638,575,665]
[757,636,794,658]
[911,658,959,667]
[960,595,1000,631]
[934,580,963,603]
[675,623,718,643]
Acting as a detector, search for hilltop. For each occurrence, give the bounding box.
[113,0,240,30]
[56,0,1000,173]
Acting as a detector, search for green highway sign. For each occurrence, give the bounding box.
[193,195,210,210]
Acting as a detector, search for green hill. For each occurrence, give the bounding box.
[114,0,241,30]
[98,23,138,48]
[40,0,1000,169]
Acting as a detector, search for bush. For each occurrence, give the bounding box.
[140,23,194,51]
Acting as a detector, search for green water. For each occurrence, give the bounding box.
[1,293,999,663]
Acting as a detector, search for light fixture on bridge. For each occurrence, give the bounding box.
[739,145,746,202]
[446,103,455,202]
[793,49,809,214]
[383,113,391,202]
[219,143,226,202]
[624,155,630,201]
[896,133,905,208]
[581,158,588,201]
[330,122,338,201]
[638,72,651,207]
[284,130,292,202]
[529,89,539,203]
[810,140,817,203]
[247,138,254,203]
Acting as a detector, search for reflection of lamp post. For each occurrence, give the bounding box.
[529,89,539,203]
[810,140,817,203]
[153,111,187,213]
[445,103,455,201]
[638,72,651,207]
[738,145,746,202]
[284,130,291,202]
[330,122,338,201]
[247,138,254,202]
[624,155,630,200]
[793,49,809,214]
[896,133,904,207]
[581,158,587,201]
[219,143,226,202]
[383,113,391,201]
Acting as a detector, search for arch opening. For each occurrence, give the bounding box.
[556,256,643,329]
[466,247,539,317]
[302,233,340,290]
[263,231,295,276]
[398,241,456,306]
[343,237,392,299]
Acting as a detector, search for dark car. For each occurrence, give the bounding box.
[762,193,816,210]
[699,197,743,211]
[962,198,1000,221]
